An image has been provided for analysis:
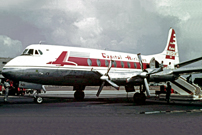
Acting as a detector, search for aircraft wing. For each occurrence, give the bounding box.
[94,67,202,84]
[93,66,202,98]
[93,69,140,80]
[172,67,202,75]
[174,56,202,68]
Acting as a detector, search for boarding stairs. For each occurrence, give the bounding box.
[159,76,202,101]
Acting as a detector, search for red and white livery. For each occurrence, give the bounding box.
[2,28,202,103]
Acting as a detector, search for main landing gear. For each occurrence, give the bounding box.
[74,91,85,101]
[133,85,146,105]
[133,93,146,105]
[73,85,85,101]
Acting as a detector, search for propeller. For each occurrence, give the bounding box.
[136,53,165,97]
[127,53,162,97]
[137,53,151,97]
[96,60,119,97]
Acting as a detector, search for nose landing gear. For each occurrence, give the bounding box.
[34,96,43,104]
[33,90,43,104]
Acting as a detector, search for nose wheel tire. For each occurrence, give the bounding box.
[34,97,43,104]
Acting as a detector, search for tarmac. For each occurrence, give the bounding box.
[0,88,202,135]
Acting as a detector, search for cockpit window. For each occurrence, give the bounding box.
[35,50,39,55]
[22,49,28,54]
[21,49,33,55]
[38,50,43,55]
[27,49,34,55]
[21,49,43,56]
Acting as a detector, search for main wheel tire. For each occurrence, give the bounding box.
[74,91,85,101]
[133,93,140,103]
[133,92,146,105]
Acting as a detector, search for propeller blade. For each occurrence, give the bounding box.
[96,81,105,97]
[106,79,119,90]
[137,53,144,71]
[106,60,113,75]
[144,78,151,97]
[99,59,119,92]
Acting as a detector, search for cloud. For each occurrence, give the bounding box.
[0,35,22,57]
[0,0,202,66]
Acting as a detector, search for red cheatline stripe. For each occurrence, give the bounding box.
[68,56,147,69]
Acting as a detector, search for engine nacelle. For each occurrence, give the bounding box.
[149,74,176,82]
[125,85,135,92]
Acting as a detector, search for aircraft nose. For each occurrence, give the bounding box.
[2,68,9,78]
[2,68,16,80]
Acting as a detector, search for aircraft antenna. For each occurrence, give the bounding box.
[39,41,45,45]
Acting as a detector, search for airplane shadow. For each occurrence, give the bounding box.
[0,96,202,108]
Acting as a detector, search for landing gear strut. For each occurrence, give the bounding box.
[33,86,46,104]
[33,90,43,104]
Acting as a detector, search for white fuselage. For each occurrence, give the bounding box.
[2,44,177,86]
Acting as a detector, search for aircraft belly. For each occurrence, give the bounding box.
[4,68,101,86]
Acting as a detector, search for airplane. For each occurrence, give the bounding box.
[2,28,202,104]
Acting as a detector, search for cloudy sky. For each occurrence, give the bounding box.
[0,0,202,65]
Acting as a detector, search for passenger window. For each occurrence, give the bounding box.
[105,60,109,67]
[113,61,117,67]
[87,58,92,66]
[97,59,101,67]
[134,62,137,68]
[127,62,131,68]
[121,61,124,68]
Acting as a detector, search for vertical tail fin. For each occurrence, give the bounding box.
[161,28,179,65]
